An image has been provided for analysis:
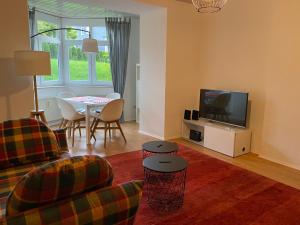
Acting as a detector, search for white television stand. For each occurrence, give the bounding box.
[182,119,251,157]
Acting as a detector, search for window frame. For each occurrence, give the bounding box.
[35,13,63,86]
[62,19,113,87]
[64,40,92,85]
[35,13,113,87]
[92,43,112,86]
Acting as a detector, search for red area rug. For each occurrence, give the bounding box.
[106,145,300,225]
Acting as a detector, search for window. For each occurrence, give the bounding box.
[35,12,112,87]
[37,20,57,38]
[42,43,59,81]
[92,27,107,41]
[36,20,61,85]
[65,26,89,40]
[65,24,111,85]
[68,45,89,81]
[95,47,112,81]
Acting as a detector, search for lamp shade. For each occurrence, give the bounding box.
[82,38,98,53]
[14,51,51,76]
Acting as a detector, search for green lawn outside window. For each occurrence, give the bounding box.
[44,59,112,81]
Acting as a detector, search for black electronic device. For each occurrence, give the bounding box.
[189,130,202,142]
[184,110,191,120]
[192,110,199,120]
[199,89,248,127]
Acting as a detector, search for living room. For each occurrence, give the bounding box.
[1,0,300,224]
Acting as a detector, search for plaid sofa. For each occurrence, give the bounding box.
[0,119,143,225]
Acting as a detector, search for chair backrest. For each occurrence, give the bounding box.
[106,92,121,100]
[57,91,76,98]
[99,99,124,122]
[56,98,80,121]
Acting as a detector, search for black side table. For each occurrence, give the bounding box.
[142,141,178,158]
[143,155,188,212]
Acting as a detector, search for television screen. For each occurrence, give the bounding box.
[199,89,248,127]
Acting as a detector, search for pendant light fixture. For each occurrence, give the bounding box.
[192,0,228,13]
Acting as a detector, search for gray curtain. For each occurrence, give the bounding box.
[105,18,131,98]
[28,7,36,49]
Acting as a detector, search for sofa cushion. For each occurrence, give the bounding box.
[6,155,113,216]
[0,119,59,169]
[0,162,44,219]
[1,181,143,225]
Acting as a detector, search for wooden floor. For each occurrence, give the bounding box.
[64,122,300,190]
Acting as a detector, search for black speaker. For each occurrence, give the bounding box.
[184,110,191,120]
[192,110,199,120]
[190,130,202,142]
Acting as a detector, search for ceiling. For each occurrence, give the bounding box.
[28,0,140,18]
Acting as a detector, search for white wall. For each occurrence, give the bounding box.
[139,8,167,139]
[0,0,33,121]
[123,18,140,121]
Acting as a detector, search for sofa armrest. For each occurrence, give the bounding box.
[0,180,143,225]
[53,128,69,154]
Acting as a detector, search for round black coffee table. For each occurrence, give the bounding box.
[143,155,188,212]
[142,141,178,158]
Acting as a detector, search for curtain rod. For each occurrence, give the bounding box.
[28,6,139,20]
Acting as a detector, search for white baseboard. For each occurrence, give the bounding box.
[138,130,164,140]
[259,153,300,171]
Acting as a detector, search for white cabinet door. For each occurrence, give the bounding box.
[204,126,235,157]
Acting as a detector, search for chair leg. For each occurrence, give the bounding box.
[108,123,111,139]
[104,122,108,148]
[91,118,97,131]
[63,119,69,129]
[78,121,82,137]
[66,120,72,137]
[72,121,75,147]
[116,121,127,143]
[58,119,64,129]
[91,119,99,141]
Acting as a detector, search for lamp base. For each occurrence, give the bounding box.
[30,110,47,124]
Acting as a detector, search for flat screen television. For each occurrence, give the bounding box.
[199,89,249,128]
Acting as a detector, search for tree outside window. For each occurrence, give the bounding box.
[37,21,57,38]
[42,43,59,81]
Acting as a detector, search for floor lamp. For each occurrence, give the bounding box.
[14,28,98,124]
[14,50,51,123]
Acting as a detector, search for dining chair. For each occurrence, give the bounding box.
[91,93,121,130]
[90,99,126,148]
[94,92,121,115]
[56,98,85,147]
